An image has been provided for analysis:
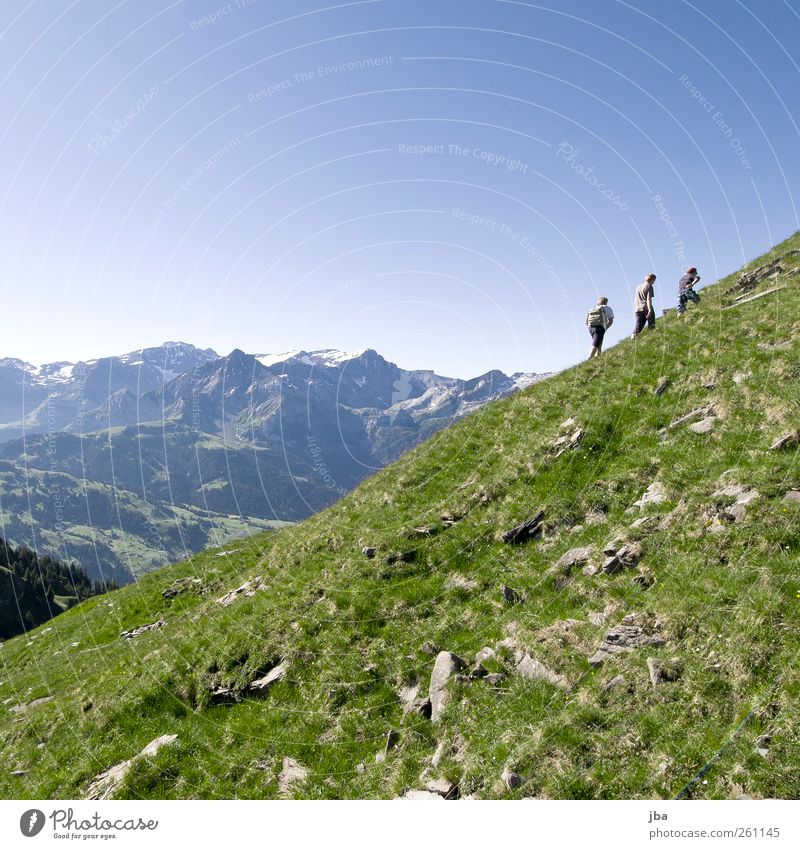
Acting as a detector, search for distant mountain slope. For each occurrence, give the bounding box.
[1,234,797,800]
[0,345,545,581]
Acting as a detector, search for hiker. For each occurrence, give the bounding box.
[677,267,701,315]
[586,296,614,359]
[632,273,656,338]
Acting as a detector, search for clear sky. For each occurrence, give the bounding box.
[1,0,798,378]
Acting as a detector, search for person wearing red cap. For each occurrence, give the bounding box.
[677,267,701,315]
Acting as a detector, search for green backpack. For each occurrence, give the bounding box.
[586,305,606,327]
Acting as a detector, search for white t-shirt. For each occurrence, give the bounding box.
[600,305,614,329]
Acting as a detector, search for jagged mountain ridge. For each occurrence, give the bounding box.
[0,343,546,582]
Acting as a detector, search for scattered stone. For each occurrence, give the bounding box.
[500,511,544,544]
[398,684,419,708]
[424,777,459,799]
[584,508,606,525]
[399,790,444,800]
[769,432,800,451]
[514,652,568,689]
[601,542,642,574]
[278,757,308,795]
[669,405,715,429]
[654,377,670,396]
[441,512,463,527]
[162,577,202,599]
[781,490,800,505]
[560,417,576,429]
[601,674,627,693]
[588,614,666,667]
[86,735,178,800]
[629,516,656,529]
[362,546,377,558]
[217,577,264,606]
[419,641,439,656]
[658,500,686,531]
[384,729,400,755]
[732,372,749,385]
[554,545,594,572]
[633,569,656,589]
[633,482,667,508]
[9,695,52,715]
[501,767,527,790]
[484,673,506,686]
[209,685,240,706]
[582,564,599,577]
[446,573,478,591]
[724,250,800,295]
[410,526,433,536]
[10,770,27,777]
[475,647,496,665]
[214,548,243,557]
[429,651,466,722]
[603,537,622,556]
[757,339,792,352]
[501,584,523,604]
[647,657,683,687]
[688,417,715,434]
[120,619,165,640]
[587,611,607,626]
[248,662,287,697]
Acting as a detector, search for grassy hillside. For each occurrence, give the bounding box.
[1,234,799,800]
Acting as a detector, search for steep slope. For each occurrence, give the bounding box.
[1,234,799,800]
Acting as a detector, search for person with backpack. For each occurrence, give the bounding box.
[631,273,657,338]
[586,296,614,359]
[677,267,701,315]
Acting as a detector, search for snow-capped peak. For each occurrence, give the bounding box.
[256,349,368,368]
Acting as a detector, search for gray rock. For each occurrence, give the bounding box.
[447,573,478,591]
[654,377,670,396]
[278,757,308,795]
[689,417,715,434]
[9,696,53,715]
[669,405,715,429]
[120,619,165,640]
[384,729,400,754]
[500,511,544,544]
[484,673,506,686]
[555,545,594,572]
[10,770,28,777]
[217,576,263,606]
[601,674,626,693]
[429,652,466,722]
[162,577,202,599]
[249,662,287,696]
[582,564,599,577]
[782,490,800,505]
[209,685,239,705]
[425,777,459,799]
[633,482,667,509]
[475,646,496,665]
[86,735,178,800]
[588,614,666,666]
[419,641,440,656]
[399,790,444,800]
[362,546,377,558]
[629,516,656,529]
[769,432,800,451]
[515,652,568,689]
[501,767,527,790]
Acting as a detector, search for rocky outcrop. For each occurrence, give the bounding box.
[588,614,666,666]
[86,734,178,800]
[216,577,264,607]
[248,662,287,697]
[500,511,544,544]
[428,651,466,722]
[120,619,165,640]
[278,757,308,795]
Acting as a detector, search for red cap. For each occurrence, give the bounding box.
[687,267,697,274]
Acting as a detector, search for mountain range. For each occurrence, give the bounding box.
[0,344,544,583]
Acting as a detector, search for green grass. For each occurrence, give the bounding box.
[1,234,799,800]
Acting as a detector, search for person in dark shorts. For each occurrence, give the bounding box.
[632,274,656,338]
[677,267,701,315]
[585,296,614,359]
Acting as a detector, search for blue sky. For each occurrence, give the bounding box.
[1,0,798,377]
